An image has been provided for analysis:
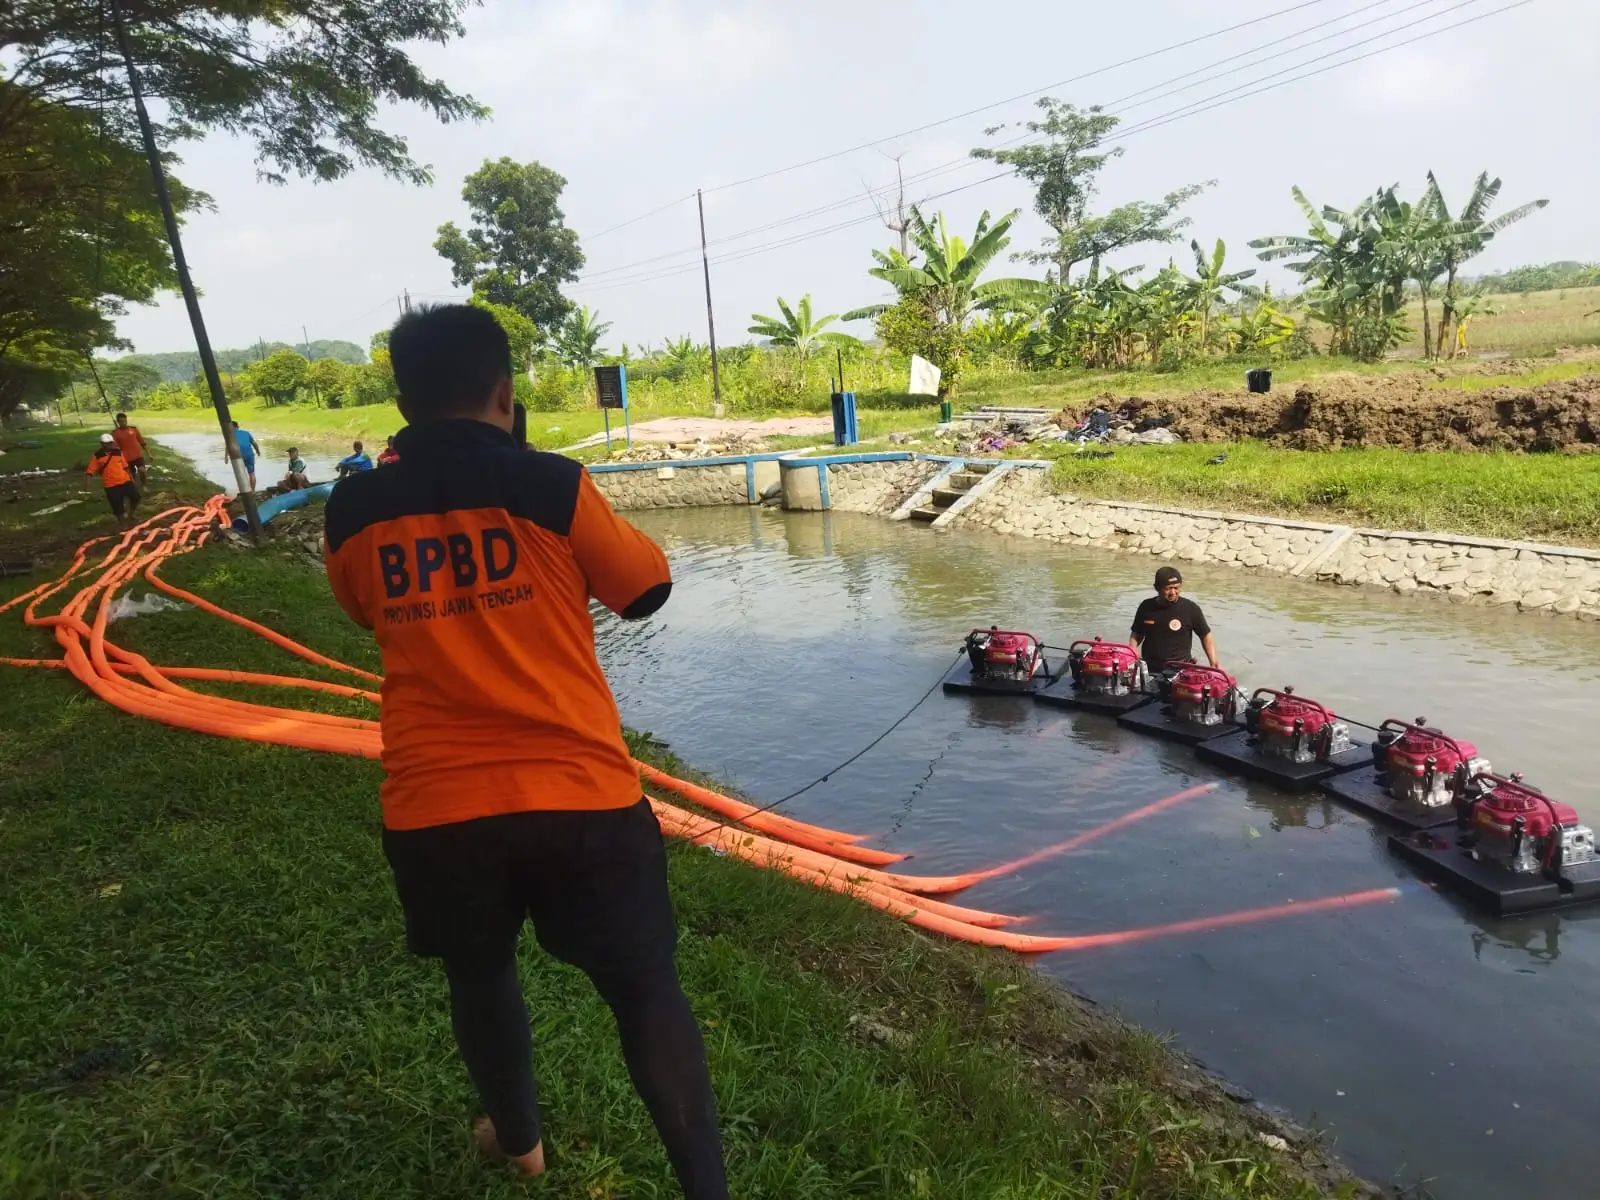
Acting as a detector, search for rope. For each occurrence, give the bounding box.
[692,651,963,839]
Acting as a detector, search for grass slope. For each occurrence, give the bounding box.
[1044,441,1600,546]
[0,463,1351,1199]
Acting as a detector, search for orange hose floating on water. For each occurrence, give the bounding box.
[0,503,1407,954]
[961,782,1222,885]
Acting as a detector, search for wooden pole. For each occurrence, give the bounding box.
[697,190,724,418]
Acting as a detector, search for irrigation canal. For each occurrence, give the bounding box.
[598,506,1600,1200]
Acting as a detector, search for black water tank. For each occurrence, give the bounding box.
[1246,368,1272,394]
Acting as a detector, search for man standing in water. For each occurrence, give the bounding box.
[1130,566,1221,674]
[323,304,726,1196]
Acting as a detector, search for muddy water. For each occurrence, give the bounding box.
[154,431,345,496]
[596,506,1600,1200]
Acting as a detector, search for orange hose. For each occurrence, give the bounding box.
[635,761,904,866]
[1,503,1407,955]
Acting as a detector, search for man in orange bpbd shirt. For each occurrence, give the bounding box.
[323,305,726,1196]
[112,413,149,486]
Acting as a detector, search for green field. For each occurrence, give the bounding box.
[0,426,1342,1199]
[1397,285,1600,356]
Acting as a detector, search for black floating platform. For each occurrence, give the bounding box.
[1388,829,1600,916]
[1033,676,1156,716]
[1320,769,1458,831]
[1193,729,1370,792]
[1117,702,1244,746]
[941,659,1054,697]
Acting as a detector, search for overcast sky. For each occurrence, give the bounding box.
[114,0,1598,358]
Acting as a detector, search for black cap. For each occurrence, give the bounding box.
[1155,566,1183,588]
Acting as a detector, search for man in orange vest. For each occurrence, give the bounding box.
[323,305,726,1195]
[86,433,140,526]
[112,413,150,486]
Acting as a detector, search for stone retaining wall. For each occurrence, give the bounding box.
[826,459,943,513]
[592,463,749,509]
[955,468,1600,621]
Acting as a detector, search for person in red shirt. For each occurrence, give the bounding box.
[323,304,725,1195]
[86,433,140,526]
[112,413,149,487]
[375,435,400,466]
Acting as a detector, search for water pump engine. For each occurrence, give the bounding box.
[1245,686,1351,764]
[1373,718,1490,809]
[1067,638,1145,696]
[1168,664,1239,726]
[964,627,1046,682]
[1465,772,1598,876]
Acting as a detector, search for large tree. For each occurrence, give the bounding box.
[1,1,485,184]
[435,158,585,328]
[972,98,1211,283]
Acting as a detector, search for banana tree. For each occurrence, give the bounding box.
[747,294,858,387]
[868,207,1046,324]
[1184,238,1257,351]
[552,305,612,369]
[1423,172,1548,360]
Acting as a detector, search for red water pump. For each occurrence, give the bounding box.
[1244,686,1352,764]
[964,627,1047,682]
[1464,771,1597,876]
[1067,638,1145,697]
[1168,664,1239,727]
[1372,718,1490,809]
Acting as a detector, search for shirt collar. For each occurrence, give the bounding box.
[394,418,516,458]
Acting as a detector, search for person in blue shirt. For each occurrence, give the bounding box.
[230,421,262,490]
[336,440,375,480]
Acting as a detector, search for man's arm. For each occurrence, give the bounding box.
[1192,604,1219,668]
[569,471,671,619]
[322,519,373,630]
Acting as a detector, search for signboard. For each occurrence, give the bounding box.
[594,364,628,411]
[908,355,941,397]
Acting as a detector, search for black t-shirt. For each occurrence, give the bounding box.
[1131,596,1210,668]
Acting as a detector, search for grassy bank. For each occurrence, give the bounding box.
[1045,440,1600,546]
[0,443,1354,1198]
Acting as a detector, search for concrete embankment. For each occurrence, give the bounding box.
[589,452,1600,621]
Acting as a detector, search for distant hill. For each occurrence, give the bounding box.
[117,339,367,383]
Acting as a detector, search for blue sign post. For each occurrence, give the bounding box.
[594,364,630,453]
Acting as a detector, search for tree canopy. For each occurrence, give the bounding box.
[972,98,1211,283]
[1,1,486,185]
[435,158,585,328]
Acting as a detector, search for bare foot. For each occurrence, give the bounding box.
[472,1115,545,1179]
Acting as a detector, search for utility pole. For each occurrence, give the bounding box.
[403,288,412,314]
[697,189,724,418]
[110,0,262,537]
[303,324,321,407]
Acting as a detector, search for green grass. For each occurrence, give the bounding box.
[0,471,1347,1198]
[1398,285,1600,356]
[1045,440,1600,545]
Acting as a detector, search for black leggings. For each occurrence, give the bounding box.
[443,955,728,1199]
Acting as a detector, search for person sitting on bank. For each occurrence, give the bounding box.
[336,441,374,479]
[112,413,150,487]
[87,433,140,527]
[281,448,311,491]
[376,435,400,466]
[1130,566,1221,674]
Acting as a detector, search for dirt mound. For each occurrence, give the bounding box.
[1066,371,1600,452]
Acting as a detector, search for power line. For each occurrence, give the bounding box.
[573,0,1344,249]
[569,0,1533,297]
[577,0,1420,284]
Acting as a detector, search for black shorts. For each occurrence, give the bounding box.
[105,482,140,517]
[381,798,676,977]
